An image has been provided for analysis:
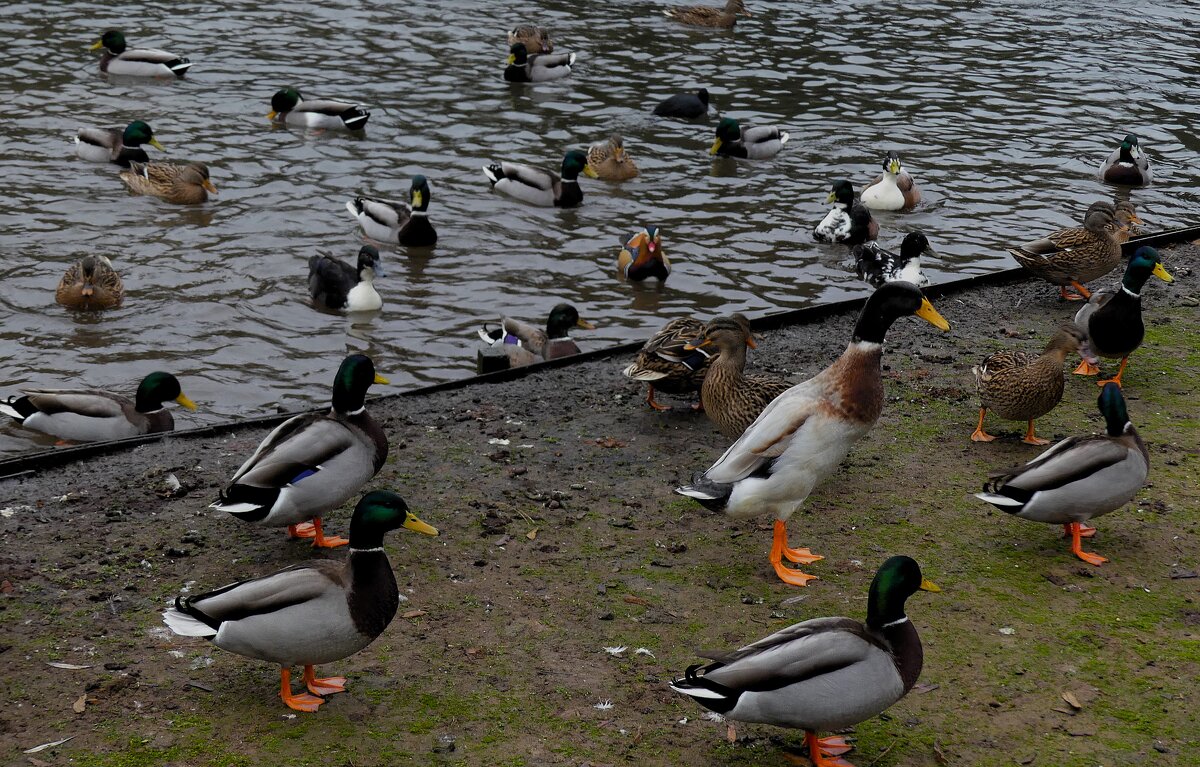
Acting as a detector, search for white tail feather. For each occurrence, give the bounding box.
[210,500,262,514]
[622,364,667,381]
[669,682,726,700]
[975,492,1024,507]
[162,608,216,637]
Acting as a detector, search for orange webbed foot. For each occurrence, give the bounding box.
[1073,360,1100,376]
[1067,522,1107,566]
[1096,376,1123,388]
[310,518,349,548]
[1059,286,1087,302]
[970,428,996,443]
[645,386,672,411]
[303,665,347,696]
[803,731,856,766]
[782,546,824,565]
[772,559,818,587]
[288,522,317,539]
[1022,421,1050,446]
[280,668,325,712]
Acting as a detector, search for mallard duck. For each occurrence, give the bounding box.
[482,149,597,208]
[308,246,383,312]
[676,283,950,586]
[618,226,669,281]
[852,231,933,288]
[1099,134,1151,186]
[686,315,790,439]
[1085,201,1144,244]
[664,0,751,28]
[477,303,595,371]
[814,179,879,246]
[1007,208,1123,301]
[1072,246,1173,387]
[268,87,370,130]
[860,151,920,211]
[503,43,575,82]
[56,255,124,310]
[976,383,1149,566]
[346,176,437,247]
[671,556,939,767]
[163,490,437,712]
[970,324,1095,445]
[653,88,710,119]
[75,120,164,167]
[709,117,787,160]
[622,317,716,411]
[90,30,191,78]
[0,372,196,442]
[588,134,639,181]
[507,25,553,53]
[120,161,217,204]
[211,355,389,549]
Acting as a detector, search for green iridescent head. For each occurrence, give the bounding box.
[348,490,438,549]
[866,555,940,629]
[330,354,388,413]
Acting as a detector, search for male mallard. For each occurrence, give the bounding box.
[507,25,553,53]
[618,226,669,281]
[1007,208,1123,301]
[0,372,196,442]
[56,255,124,310]
[671,556,939,767]
[477,303,595,370]
[860,151,920,212]
[653,88,710,119]
[709,117,788,160]
[120,161,217,204]
[211,355,389,549]
[482,149,597,208]
[588,134,639,181]
[503,43,575,83]
[90,30,192,78]
[163,491,437,712]
[664,0,751,28]
[1099,134,1151,187]
[970,324,1095,445]
[852,231,933,288]
[976,383,1149,566]
[622,316,717,411]
[75,120,164,167]
[686,315,790,439]
[308,246,383,312]
[814,179,879,246]
[1072,246,1173,387]
[346,176,437,247]
[676,283,950,586]
[268,87,370,130]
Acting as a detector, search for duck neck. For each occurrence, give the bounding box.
[879,618,924,693]
[346,548,399,638]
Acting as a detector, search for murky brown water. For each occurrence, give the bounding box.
[2,0,1198,454]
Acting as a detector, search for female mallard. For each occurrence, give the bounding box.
[308,246,383,312]
[210,355,389,549]
[588,134,639,181]
[709,117,787,160]
[503,43,575,82]
[507,25,553,54]
[671,556,939,767]
[56,255,124,310]
[664,0,751,28]
[653,88,710,119]
[482,149,597,208]
[976,383,1149,566]
[1085,200,1144,244]
[618,226,669,281]
[814,179,879,246]
[970,324,1095,445]
[676,283,950,586]
[686,315,790,439]
[860,151,920,211]
[346,176,437,247]
[164,491,437,712]
[1007,208,1123,300]
[120,161,217,204]
[268,87,370,131]
[1072,246,1173,387]
[852,231,933,288]
[477,303,595,371]
[90,30,192,78]
[1099,134,1151,186]
[622,316,718,411]
[0,372,196,442]
[75,120,164,167]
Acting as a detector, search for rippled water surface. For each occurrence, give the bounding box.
[2,0,1198,454]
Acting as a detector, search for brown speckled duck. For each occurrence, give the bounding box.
[507,25,553,53]
[622,317,713,411]
[970,325,1096,445]
[588,134,639,181]
[1007,209,1124,300]
[56,255,124,310]
[120,161,217,204]
[687,315,790,439]
[664,0,751,27]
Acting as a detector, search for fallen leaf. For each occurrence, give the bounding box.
[24,737,74,754]
[623,595,650,606]
[526,528,538,540]
[72,695,87,714]
[1061,691,1082,709]
[401,609,427,619]
[912,682,940,694]
[46,662,93,670]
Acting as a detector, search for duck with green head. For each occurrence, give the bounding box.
[504,42,575,82]
[346,176,437,247]
[709,117,788,160]
[268,87,370,130]
[671,556,939,767]
[75,120,164,167]
[482,149,598,208]
[164,490,438,712]
[90,30,192,77]
[1099,133,1151,186]
[477,303,595,370]
[1072,246,1173,387]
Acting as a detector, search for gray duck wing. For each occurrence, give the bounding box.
[703,617,883,690]
[183,561,344,624]
[228,414,358,488]
[22,389,129,418]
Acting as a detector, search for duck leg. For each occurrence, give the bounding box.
[645,385,671,411]
[302,664,347,696]
[1060,281,1091,301]
[1072,358,1100,376]
[804,730,855,767]
[1063,523,1096,539]
[1067,522,1107,566]
[310,517,349,548]
[1022,420,1050,446]
[288,522,317,539]
[970,408,995,442]
[1096,357,1129,388]
[279,667,325,712]
[769,520,819,586]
